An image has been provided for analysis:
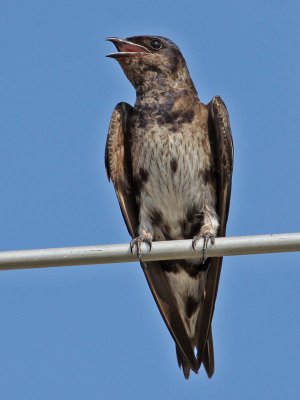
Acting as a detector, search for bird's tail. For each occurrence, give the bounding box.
[176,327,214,379]
[176,344,192,379]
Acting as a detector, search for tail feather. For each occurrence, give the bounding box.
[176,329,214,379]
[176,344,192,379]
[201,327,214,378]
[141,260,216,378]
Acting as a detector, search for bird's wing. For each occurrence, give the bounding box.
[105,102,139,237]
[196,96,234,375]
[106,102,198,373]
[210,96,234,232]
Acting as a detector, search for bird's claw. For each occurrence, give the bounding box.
[192,234,216,264]
[130,235,152,260]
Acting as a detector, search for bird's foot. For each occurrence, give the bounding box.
[130,231,153,260]
[192,230,216,264]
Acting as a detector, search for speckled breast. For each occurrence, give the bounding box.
[130,101,217,241]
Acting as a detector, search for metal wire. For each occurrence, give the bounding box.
[0,232,299,271]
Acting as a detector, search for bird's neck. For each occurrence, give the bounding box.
[134,68,198,101]
[135,81,199,107]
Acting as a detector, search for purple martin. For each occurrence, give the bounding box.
[105,36,233,379]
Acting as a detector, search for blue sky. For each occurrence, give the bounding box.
[0,0,300,398]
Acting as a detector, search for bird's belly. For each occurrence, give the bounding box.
[146,157,200,217]
[137,131,213,240]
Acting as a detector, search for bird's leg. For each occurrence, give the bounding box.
[130,230,153,260]
[130,212,153,260]
[192,204,219,263]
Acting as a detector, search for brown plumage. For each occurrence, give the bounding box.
[105,36,233,379]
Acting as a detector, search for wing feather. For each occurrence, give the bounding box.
[105,102,138,237]
[196,96,234,375]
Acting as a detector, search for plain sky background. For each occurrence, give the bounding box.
[0,0,299,399]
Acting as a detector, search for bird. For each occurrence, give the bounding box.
[105,35,233,379]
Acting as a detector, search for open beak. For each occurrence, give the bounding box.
[106,37,151,58]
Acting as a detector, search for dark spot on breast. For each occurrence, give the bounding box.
[202,168,214,185]
[161,261,179,273]
[184,210,204,238]
[169,125,178,133]
[188,221,202,238]
[157,111,173,125]
[156,106,195,131]
[138,115,147,128]
[139,167,149,182]
[187,208,196,222]
[180,109,195,124]
[133,175,143,197]
[179,219,198,238]
[134,105,157,129]
[170,158,178,173]
[186,261,208,277]
[150,209,163,225]
[160,258,210,276]
[185,296,199,318]
[162,259,208,277]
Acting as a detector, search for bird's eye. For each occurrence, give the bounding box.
[150,39,162,50]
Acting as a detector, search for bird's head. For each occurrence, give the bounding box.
[106,35,196,96]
